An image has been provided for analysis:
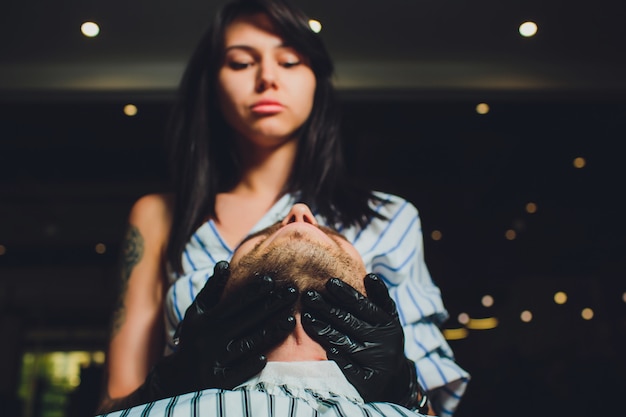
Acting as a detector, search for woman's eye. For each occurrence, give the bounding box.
[281,61,301,68]
[228,61,252,70]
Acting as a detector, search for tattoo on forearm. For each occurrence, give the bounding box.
[97,388,146,415]
[111,224,144,335]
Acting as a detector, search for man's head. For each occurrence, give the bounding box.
[221,203,367,361]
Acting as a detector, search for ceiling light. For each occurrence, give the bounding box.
[81,21,100,38]
[519,21,538,37]
[308,19,322,33]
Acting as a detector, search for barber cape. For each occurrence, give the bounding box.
[98,361,429,417]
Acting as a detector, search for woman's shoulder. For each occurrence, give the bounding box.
[127,193,174,238]
[129,193,174,219]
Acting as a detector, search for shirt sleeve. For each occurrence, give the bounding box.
[358,193,470,416]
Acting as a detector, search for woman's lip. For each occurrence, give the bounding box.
[251,100,284,114]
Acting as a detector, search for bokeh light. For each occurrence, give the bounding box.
[95,243,106,254]
[124,104,138,116]
[554,291,568,304]
[481,295,494,307]
[573,157,586,168]
[476,103,490,114]
[525,202,537,214]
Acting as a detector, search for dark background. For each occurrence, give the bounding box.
[1,1,626,416]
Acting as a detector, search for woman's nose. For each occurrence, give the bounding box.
[256,61,278,92]
[281,204,317,226]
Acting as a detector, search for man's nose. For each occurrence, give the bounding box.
[281,204,317,226]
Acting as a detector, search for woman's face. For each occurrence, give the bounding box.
[217,13,316,149]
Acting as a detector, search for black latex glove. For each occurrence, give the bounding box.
[129,261,298,408]
[301,274,427,411]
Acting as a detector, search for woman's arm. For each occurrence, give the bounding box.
[99,194,173,409]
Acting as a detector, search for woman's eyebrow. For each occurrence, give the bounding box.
[224,43,293,52]
[224,45,255,53]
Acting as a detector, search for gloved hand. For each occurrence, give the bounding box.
[135,261,298,406]
[301,274,427,411]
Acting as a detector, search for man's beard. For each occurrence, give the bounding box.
[225,232,365,304]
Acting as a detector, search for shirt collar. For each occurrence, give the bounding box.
[236,360,364,403]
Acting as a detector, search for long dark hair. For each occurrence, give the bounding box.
[166,0,382,273]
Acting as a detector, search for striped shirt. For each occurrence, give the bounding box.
[163,192,470,415]
[97,362,430,417]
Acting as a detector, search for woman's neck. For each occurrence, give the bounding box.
[231,136,297,197]
[212,136,297,247]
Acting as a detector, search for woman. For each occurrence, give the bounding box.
[99,0,468,415]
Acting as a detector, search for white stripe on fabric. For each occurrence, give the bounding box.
[405,270,437,315]
[96,387,431,417]
[182,247,197,271]
[192,232,218,264]
[371,245,415,274]
[171,283,182,322]
[360,201,409,256]
[191,391,201,417]
[350,195,392,245]
[208,220,234,255]
[139,400,155,417]
[369,214,418,264]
